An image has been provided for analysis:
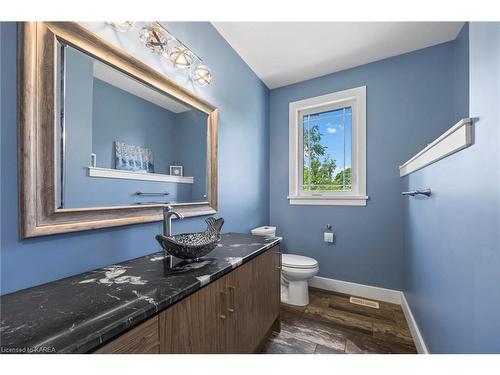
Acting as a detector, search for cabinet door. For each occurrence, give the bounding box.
[96,315,160,354]
[224,246,281,353]
[253,246,281,338]
[224,258,255,353]
[159,276,227,353]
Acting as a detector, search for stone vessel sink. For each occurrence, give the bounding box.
[156,217,224,261]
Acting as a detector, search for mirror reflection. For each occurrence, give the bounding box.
[56,42,208,209]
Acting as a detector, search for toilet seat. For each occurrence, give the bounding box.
[280,254,319,306]
[282,254,318,269]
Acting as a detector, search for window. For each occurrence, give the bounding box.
[303,107,352,192]
[288,86,367,206]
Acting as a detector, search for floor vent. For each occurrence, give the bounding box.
[349,296,380,309]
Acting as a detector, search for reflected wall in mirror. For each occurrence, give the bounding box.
[18,22,218,238]
[56,43,208,208]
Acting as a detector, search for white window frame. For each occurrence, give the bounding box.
[288,86,367,206]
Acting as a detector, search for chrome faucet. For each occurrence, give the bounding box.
[162,206,184,236]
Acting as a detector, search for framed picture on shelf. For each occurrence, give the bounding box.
[114,141,154,173]
[170,165,183,176]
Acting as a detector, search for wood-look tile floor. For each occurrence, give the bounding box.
[261,288,418,354]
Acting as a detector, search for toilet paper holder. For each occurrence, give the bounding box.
[323,224,335,244]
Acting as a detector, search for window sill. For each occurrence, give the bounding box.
[287,195,368,206]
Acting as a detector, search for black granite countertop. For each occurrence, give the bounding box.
[0,233,280,354]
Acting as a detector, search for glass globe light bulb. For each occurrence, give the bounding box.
[190,64,212,87]
[168,45,193,71]
[139,23,170,55]
[108,21,136,32]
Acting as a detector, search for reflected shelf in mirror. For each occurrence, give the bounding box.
[87,167,194,184]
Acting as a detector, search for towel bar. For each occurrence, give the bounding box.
[402,189,431,197]
[135,192,170,196]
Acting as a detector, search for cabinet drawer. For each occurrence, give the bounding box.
[96,315,159,354]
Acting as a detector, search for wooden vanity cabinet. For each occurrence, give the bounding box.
[96,245,281,354]
[159,245,281,354]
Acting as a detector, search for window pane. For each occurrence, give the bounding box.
[303,107,352,191]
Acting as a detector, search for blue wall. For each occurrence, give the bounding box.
[62,43,204,207]
[89,78,198,205]
[403,22,500,353]
[63,44,95,208]
[269,41,462,290]
[0,22,270,294]
[92,78,177,174]
[172,110,208,201]
[453,24,470,121]
[63,50,205,208]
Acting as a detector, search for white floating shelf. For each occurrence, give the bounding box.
[88,167,194,184]
[399,118,473,177]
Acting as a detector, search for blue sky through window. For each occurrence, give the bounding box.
[303,107,352,190]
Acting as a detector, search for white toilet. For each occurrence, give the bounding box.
[281,254,319,306]
[250,226,319,306]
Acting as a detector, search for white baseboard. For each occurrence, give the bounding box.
[308,276,429,353]
[308,276,402,304]
[400,293,429,354]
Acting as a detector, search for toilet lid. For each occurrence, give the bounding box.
[282,254,318,269]
[251,226,276,235]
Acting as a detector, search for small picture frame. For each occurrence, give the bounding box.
[170,165,183,176]
[90,153,97,168]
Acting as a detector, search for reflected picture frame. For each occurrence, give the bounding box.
[169,165,183,176]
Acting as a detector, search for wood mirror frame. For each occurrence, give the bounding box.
[18,22,218,239]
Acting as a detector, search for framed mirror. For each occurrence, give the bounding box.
[18,22,218,238]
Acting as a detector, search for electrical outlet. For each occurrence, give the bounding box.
[324,232,334,243]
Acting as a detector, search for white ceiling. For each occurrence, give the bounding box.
[212,22,464,89]
[93,60,190,113]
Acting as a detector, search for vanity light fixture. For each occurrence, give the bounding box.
[107,21,212,87]
[190,64,212,87]
[108,21,136,32]
[168,45,193,70]
[139,22,171,55]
